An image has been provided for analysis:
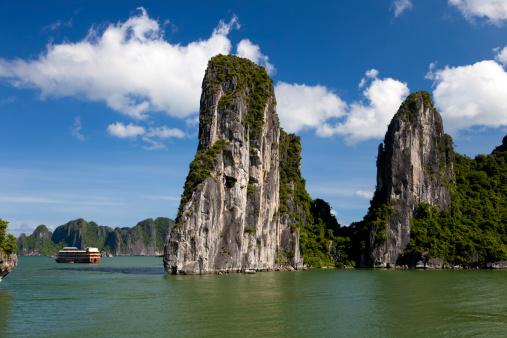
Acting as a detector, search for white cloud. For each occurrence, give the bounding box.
[71,116,85,141]
[275,71,409,143]
[107,122,145,139]
[318,70,409,144]
[107,122,185,149]
[146,126,185,139]
[495,46,507,66]
[0,8,238,120]
[275,81,347,134]
[43,19,72,31]
[236,39,276,75]
[7,222,35,237]
[185,116,200,128]
[393,0,413,17]
[359,69,379,88]
[142,137,166,151]
[355,190,374,199]
[214,15,240,35]
[427,59,507,132]
[449,0,507,24]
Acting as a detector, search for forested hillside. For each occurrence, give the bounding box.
[16,217,174,256]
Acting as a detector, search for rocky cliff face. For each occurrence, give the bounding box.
[164,55,302,274]
[104,218,173,256]
[367,91,454,267]
[52,218,111,249]
[0,253,17,282]
[17,225,54,255]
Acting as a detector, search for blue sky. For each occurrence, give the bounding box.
[1,0,507,237]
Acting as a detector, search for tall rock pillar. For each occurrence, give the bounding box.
[367,91,454,267]
[164,55,301,274]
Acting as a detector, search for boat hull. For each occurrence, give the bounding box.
[55,257,100,264]
[55,247,101,264]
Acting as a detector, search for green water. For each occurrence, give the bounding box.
[1,257,507,337]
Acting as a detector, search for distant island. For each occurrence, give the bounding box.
[16,217,174,257]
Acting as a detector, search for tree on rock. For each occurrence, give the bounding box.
[0,218,17,256]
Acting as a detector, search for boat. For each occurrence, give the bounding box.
[55,247,101,264]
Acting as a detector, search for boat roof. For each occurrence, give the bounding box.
[62,247,79,250]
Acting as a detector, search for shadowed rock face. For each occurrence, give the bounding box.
[164,55,302,274]
[367,91,454,267]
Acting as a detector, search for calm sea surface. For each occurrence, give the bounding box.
[1,256,507,337]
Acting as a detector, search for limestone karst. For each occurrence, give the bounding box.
[364,91,455,267]
[163,55,308,274]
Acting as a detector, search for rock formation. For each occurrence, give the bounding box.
[164,55,302,274]
[0,252,17,282]
[52,218,110,249]
[16,217,173,256]
[492,135,507,155]
[366,91,454,267]
[104,218,173,256]
[17,225,53,255]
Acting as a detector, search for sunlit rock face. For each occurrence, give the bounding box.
[0,253,17,282]
[367,91,454,267]
[164,55,302,274]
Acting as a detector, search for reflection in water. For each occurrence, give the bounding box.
[371,270,507,336]
[2,257,507,336]
[162,270,388,336]
[0,289,13,334]
[52,267,165,275]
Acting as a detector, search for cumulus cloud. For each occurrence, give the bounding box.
[236,39,276,75]
[107,122,145,139]
[106,122,185,149]
[317,70,409,143]
[146,126,185,139]
[71,116,85,141]
[448,0,507,24]
[392,0,413,17]
[426,59,507,132]
[495,46,507,66]
[358,69,379,88]
[275,70,409,143]
[275,82,347,134]
[355,190,374,199]
[0,8,239,120]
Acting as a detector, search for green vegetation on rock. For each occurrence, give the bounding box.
[208,54,273,141]
[404,151,507,265]
[16,217,174,256]
[396,91,433,122]
[0,218,17,256]
[17,225,59,255]
[178,139,229,217]
[278,129,345,267]
[341,189,393,266]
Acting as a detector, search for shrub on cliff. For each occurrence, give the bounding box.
[0,218,17,256]
[404,151,507,265]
